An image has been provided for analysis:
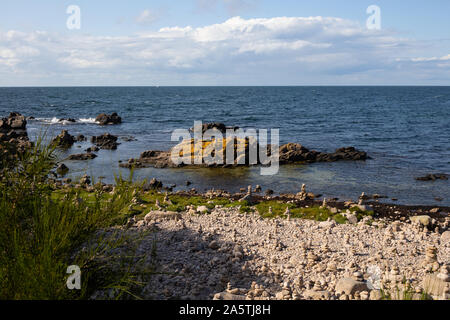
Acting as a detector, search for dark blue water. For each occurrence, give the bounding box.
[1,87,449,205]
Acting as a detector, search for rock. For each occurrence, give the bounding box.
[430,208,440,214]
[320,220,336,229]
[410,215,431,227]
[91,133,119,150]
[86,146,99,153]
[59,118,76,123]
[144,211,181,222]
[67,153,97,161]
[56,163,69,176]
[95,113,122,125]
[356,204,373,212]
[76,134,87,142]
[415,173,448,181]
[197,206,210,214]
[80,175,91,185]
[335,278,368,295]
[208,240,219,250]
[441,231,450,244]
[279,144,368,164]
[279,143,313,163]
[347,214,358,224]
[51,130,75,148]
[4,112,27,130]
[422,274,448,297]
[190,122,238,134]
[213,292,246,300]
[143,178,163,190]
[303,289,330,300]
[369,290,382,300]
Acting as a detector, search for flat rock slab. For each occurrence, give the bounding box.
[144,211,182,222]
[335,278,368,295]
[67,153,97,161]
[213,292,246,300]
[303,289,331,300]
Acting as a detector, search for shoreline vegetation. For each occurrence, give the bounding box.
[0,112,449,300]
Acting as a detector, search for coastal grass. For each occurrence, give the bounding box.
[254,200,349,223]
[126,192,373,225]
[0,139,146,300]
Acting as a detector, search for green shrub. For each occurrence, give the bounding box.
[0,138,143,300]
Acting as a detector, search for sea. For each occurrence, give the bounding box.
[1,86,449,206]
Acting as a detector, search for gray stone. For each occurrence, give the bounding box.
[335,278,368,295]
[144,211,181,222]
[213,292,246,300]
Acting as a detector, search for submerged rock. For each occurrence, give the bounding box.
[91,133,119,150]
[279,144,368,164]
[67,153,98,161]
[415,173,448,181]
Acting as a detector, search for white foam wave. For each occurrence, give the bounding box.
[34,117,99,125]
[78,118,98,124]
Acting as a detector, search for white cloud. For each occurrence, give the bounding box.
[0,16,449,85]
[135,9,160,25]
[410,54,450,62]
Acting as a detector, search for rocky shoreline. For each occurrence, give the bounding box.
[90,199,449,300]
[1,111,449,300]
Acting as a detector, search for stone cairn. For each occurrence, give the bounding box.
[423,246,440,272]
[285,207,291,221]
[358,192,367,206]
[297,184,307,200]
[239,185,255,204]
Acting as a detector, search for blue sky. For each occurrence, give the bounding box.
[1,0,449,85]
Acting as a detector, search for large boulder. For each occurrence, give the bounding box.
[0,112,27,135]
[91,133,119,150]
[335,278,368,295]
[95,113,122,125]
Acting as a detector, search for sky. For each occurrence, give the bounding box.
[0,0,449,86]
